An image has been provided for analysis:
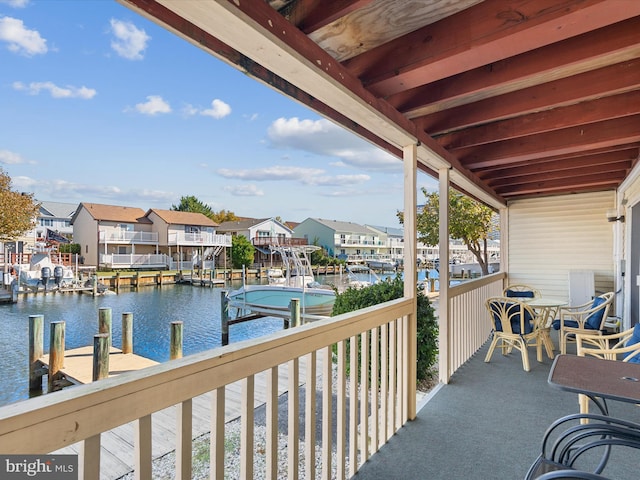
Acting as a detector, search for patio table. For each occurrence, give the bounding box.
[548,354,640,415]
[525,297,568,357]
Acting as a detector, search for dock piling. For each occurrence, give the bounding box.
[170,321,183,360]
[28,314,44,392]
[122,312,133,354]
[92,333,110,381]
[289,298,301,328]
[98,307,112,350]
[48,321,65,392]
[221,290,229,346]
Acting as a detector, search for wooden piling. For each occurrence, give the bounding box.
[221,290,229,346]
[290,298,301,327]
[28,314,44,392]
[92,333,110,381]
[170,321,183,360]
[92,275,98,296]
[98,307,112,350]
[48,321,65,392]
[122,312,133,354]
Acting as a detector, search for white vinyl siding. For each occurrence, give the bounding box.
[507,191,615,300]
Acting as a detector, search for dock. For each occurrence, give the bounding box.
[51,354,324,479]
[39,346,158,385]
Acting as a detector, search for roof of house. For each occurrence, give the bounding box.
[146,209,218,227]
[38,201,79,219]
[305,218,375,235]
[368,225,403,237]
[218,217,292,233]
[72,203,151,224]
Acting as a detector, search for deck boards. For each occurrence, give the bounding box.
[52,353,325,479]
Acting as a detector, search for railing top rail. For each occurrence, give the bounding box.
[0,297,412,453]
[448,271,506,297]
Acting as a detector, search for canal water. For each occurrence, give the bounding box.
[0,270,437,407]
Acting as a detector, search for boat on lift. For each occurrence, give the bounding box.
[228,245,336,318]
[13,251,75,292]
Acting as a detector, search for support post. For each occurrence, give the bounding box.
[28,314,44,392]
[221,290,229,346]
[289,298,300,327]
[122,312,133,354]
[170,321,183,360]
[98,307,112,351]
[48,321,65,392]
[92,333,109,381]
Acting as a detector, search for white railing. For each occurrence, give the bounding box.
[169,260,215,271]
[444,272,506,380]
[99,230,158,244]
[0,298,414,479]
[100,253,168,269]
[168,232,232,247]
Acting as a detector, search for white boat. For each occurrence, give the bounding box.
[13,252,75,291]
[229,245,336,317]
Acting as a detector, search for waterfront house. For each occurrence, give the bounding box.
[217,217,299,266]
[2,2,639,479]
[35,201,77,243]
[294,217,389,263]
[71,202,159,269]
[144,209,232,270]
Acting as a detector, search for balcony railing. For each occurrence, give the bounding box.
[100,253,168,269]
[99,230,158,244]
[252,236,307,246]
[168,232,232,247]
[0,298,416,479]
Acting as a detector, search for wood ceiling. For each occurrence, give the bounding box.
[120,0,640,207]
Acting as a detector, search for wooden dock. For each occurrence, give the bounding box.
[39,346,159,385]
[52,354,324,479]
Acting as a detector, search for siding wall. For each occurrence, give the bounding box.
[507,191,615,301]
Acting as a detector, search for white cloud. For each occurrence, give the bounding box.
[12,81,96,99]
[216,165,370,187]
[267,117,400,172]
[0,149,28,164]
[109,19,150,60]
[0,16,47,56]
[223,184,264,197]
[0,0,30,7]
[184,99,231,119]
[133,95,171,115]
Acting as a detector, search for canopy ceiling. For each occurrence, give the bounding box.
[120,0,640,209]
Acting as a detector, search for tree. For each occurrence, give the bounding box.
[171,196,237,224]
[0,168,39,242]
[231,235,255,269]
[399,188,495,275]
[210,209,237,224]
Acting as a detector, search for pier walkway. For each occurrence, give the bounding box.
[53,354,324,479]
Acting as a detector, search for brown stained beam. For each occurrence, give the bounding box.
[497,173,625,197]
[438,91,640,150]
[486,160,632,189]
[417,59,640,136]
[284,0,373,34]
[459,115,640,169]
[342,0,640,97]
[389,16,640,118]
[476,149,639,182]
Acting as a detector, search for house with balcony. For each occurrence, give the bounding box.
[71,203,161,269]
[144,208,231,270]
[35,201,78,243]
[217,217,301,266]
[3,3,640,480]
[294,217,389,263]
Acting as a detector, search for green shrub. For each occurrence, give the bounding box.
[331,275,438,383]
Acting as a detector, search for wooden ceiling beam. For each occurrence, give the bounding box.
[343,0,640,97]
[476,150,639,182]
[497,173,625,197]
[389,16,640,118]
[438,91,640,150]
[459,115,640,169]
[417,59,640,136]
[283,0,373,34]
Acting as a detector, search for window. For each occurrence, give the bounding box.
[40,218,54,227]
[185,225,200,233]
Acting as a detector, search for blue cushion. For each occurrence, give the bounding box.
[491,302,534,334]
[585,296,607,330]
[624,324,640,364]
[552,319,581,330]
[505,289,535,298]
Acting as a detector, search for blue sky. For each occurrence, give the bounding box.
[0,0,437,227]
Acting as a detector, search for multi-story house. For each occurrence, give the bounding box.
[217,217,300,266]
[293,218,389,263]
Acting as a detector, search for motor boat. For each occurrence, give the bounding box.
[346,264,381,289]
[229,245,336,317]
[13,252,75,291]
